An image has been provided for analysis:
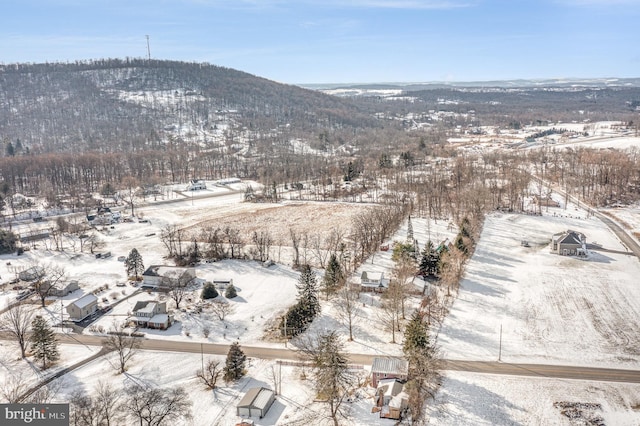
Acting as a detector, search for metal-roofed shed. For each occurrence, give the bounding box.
[236,387,275,418]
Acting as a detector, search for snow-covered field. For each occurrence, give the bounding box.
[438,205,640,368]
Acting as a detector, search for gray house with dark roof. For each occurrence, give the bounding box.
[551,230,586,256]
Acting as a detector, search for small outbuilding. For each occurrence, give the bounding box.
[236,387,275,419]
[371,357,409,388]
[66,294,98,322]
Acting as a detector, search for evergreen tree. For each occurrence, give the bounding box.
[392,241,417,263]
[223,341,246,382]
[201,282,218,300]
[418,240,440,278]
[406,215,414,243]
[5,141,15,157]
[224,284,237,299]
[403,311,431,357]
[30,315,59,369]
[0,229,17,254]
[125,248,145,280]
[322,254,344,300]
[296,264,320,319]
[402,311,440,423]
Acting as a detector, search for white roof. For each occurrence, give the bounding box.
[372,357,408,375]
[72,294,98,309]
[149,314,169,324]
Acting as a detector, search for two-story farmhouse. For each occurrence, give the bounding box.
[130,300,173,330]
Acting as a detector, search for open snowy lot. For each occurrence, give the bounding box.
[427,371,640,425]
[437,206,640,368]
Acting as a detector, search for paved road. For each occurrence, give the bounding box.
[49,334,640,384]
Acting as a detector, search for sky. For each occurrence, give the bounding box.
[1,0,639,85]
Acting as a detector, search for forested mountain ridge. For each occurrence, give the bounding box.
[0,59,378,154]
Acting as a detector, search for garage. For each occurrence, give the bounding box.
[236,387,275,418]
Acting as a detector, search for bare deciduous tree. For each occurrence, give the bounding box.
[334,285,360,342]
[164,270,197,310]
[196,359,223,390]
[121,384,191,426]
[33,263,66,307]
[0,302,34,358]
[251,230,273,262]
[104,321,142,374]
[210,299,235,321]
[1,373,28,403]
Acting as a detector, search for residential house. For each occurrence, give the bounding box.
[551,230,586,256]
[213,278,233,290]
[47,280,80,297]
[66,294,98,322]
[186,179,206,191]
[376,379,409,420]
[18,266,45,282]
[371,357,408,388]
[131,300,173,330]
[236,387,275,418]
[532,195,560,208]
[359,271,388,292]
[141,265,196,289]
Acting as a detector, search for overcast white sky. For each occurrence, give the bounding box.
[1,0,639,84]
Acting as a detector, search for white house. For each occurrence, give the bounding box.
[130,300,173,330]
[142,266,196,289]
[186,179,206,191]
[359,271,388,292]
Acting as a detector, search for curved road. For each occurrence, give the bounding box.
[51,334,640,385]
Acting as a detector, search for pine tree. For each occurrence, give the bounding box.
[201,282,218,300]
[322,254,344,300]
[30,315,59,369]
[296,265,320,320]
[406,215,414,243]
[402,311,440,422]
[224,284,237,299]
[125,248,145,281]
[418,240,440,278]
[223,341,246,382]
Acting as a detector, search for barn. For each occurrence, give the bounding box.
[236,387,275,418]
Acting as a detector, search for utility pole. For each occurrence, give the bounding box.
[283,316,287,348]
[201,342,204,372]
[145,35,151,62]
[498,324,502,361]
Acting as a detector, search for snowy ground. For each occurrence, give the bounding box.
[427,371,640,426]
[437,204,640,368]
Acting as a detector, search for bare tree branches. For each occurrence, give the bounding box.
[0,302,34,358]
[104,321,143,374]
[195,359,223,390]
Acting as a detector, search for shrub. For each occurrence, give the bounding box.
[201,282,218,300]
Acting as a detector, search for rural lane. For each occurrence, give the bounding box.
[48,334,640,384]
